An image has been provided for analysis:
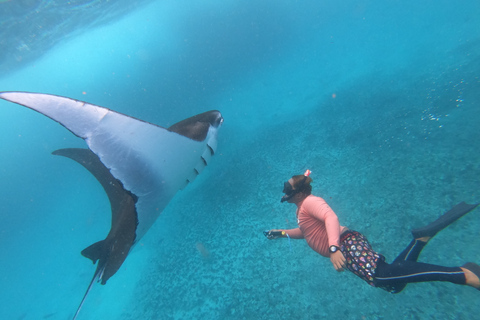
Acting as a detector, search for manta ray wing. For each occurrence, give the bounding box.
[0,91,223,320]
[53,148,137,320]
[52,148,138,283]
[0,92,223,240]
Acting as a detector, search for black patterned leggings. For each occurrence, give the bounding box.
[340,230,466,293]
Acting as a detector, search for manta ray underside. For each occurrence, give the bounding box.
[0,91,223,319]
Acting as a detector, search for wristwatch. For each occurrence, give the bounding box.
[329,245,340,253]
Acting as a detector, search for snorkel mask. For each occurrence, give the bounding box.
[280,169,311,203]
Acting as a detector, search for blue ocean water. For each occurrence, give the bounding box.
[1,0,479,319]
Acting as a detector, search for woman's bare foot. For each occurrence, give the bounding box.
[461,267,480,289]
[415,236,431,243]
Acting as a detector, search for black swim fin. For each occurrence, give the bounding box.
[411,202,479,239]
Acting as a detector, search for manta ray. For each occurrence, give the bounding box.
[0,92,223,319]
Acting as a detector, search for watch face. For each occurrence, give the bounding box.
[329,246,338,253]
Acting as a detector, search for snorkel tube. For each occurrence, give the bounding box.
[280,169,311,203]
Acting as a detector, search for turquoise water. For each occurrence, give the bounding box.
[1,1,479,319]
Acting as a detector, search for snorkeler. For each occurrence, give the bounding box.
[265,170,480,293]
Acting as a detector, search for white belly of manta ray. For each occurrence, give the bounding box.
[0,91,223,320]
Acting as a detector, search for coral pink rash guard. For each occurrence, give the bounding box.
[282,195,346,257]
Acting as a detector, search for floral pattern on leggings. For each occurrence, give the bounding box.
[340,230,385,287]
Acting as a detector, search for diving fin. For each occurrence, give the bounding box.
[411,202,479,239]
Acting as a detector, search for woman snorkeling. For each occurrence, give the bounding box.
[265,170,480,293]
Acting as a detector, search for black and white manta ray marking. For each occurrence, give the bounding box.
[0,92,223,319]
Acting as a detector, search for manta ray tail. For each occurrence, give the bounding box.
[72,265,105,320]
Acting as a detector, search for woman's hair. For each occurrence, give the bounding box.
[291,175,313,195]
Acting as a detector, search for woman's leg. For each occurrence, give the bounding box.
[341,230,478,293]
[374,259,466,293]
[377,203,479,292]
[374,202,480,292]
[392,239,428,264]
[375,236,467,293]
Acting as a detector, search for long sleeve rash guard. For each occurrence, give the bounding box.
[282,195,345,257]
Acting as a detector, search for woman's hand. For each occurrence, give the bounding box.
[330,251,346,272]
